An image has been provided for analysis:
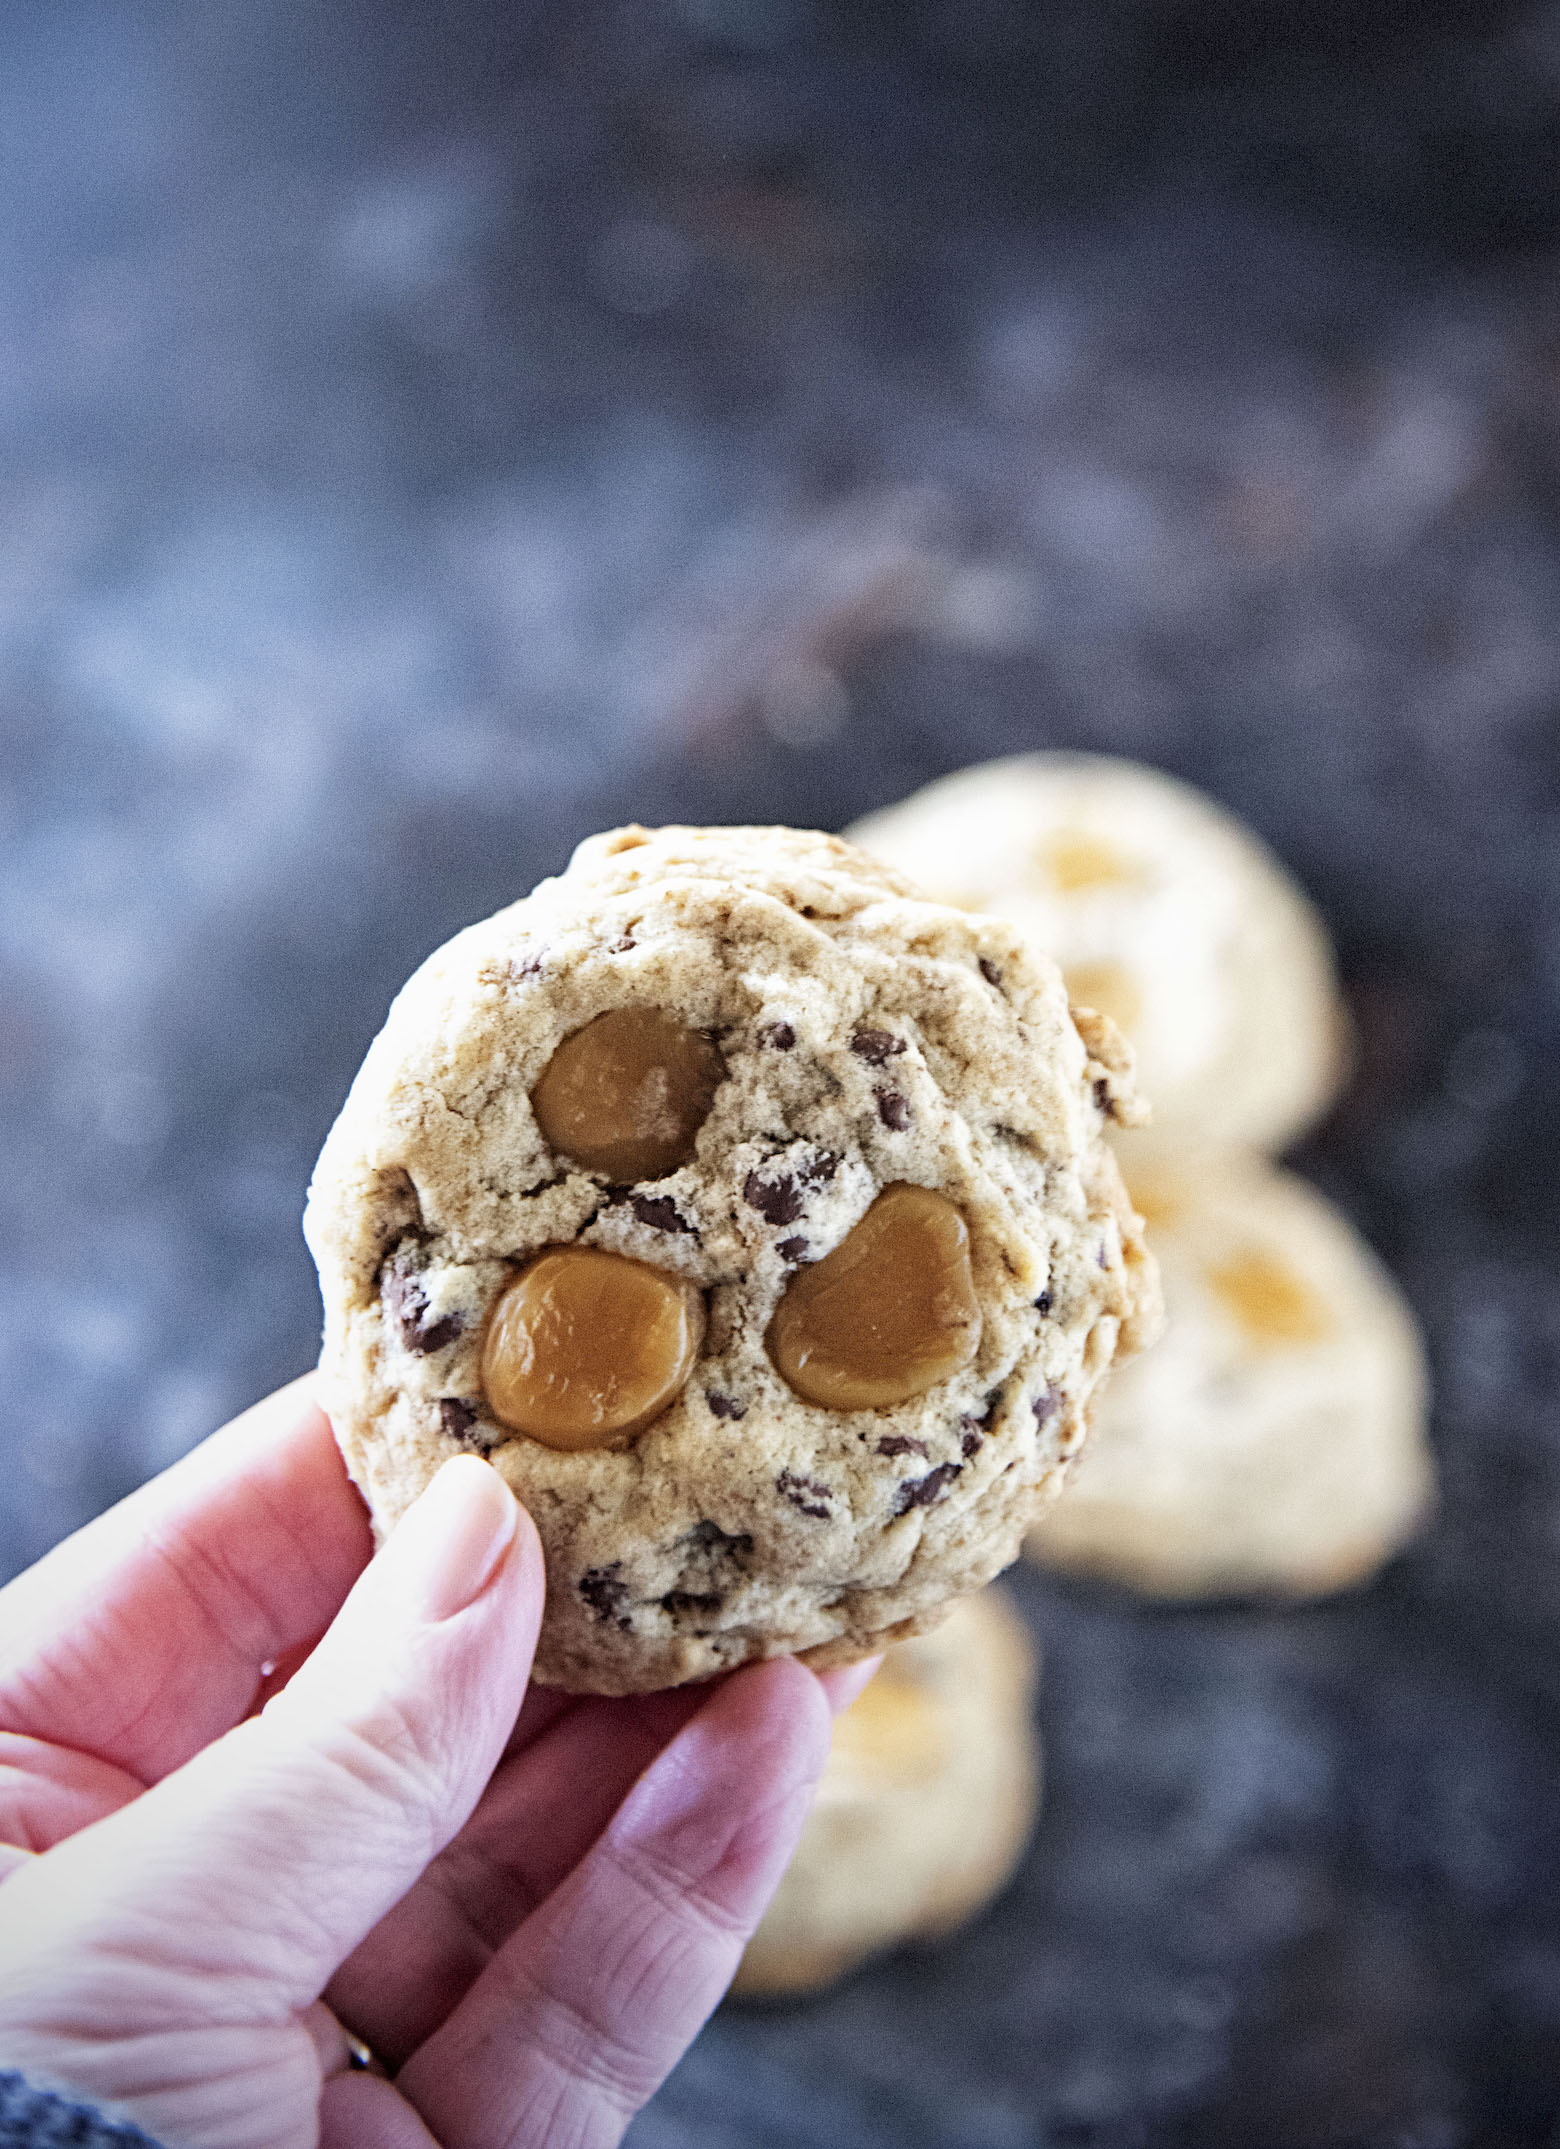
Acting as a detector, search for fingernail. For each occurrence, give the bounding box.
[386,1456,519,1623]
[817,1655,883,1717]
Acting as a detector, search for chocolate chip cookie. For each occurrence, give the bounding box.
[304,823,1160,1693]
[848,753,1350,1156]
[1028,1150,1433,1598]
[733,1585,1040,1998]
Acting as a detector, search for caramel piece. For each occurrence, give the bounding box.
[1039,829,1143,894]
[1064,960,1142,1038]
[1206,1250,1333,1348]
[831,1660,949,1786]
[767,1183,980,1410]
[531,1007,723,1181]
[481,1246,704,1449]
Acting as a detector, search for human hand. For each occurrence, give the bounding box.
[0,1378,871,2149]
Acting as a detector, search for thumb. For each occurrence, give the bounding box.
[0,1457,542,2016]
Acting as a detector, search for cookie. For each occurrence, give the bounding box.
[732,1585,1040,1998]
[847,753,1349,1154]
[1027,1150,1433,1598]
[304,823,1160,1694]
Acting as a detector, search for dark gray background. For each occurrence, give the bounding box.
[4,1,1560,2141]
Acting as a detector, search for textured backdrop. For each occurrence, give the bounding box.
[4,2,1560,2142]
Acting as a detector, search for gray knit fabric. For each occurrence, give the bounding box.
[0,2075,164,2149]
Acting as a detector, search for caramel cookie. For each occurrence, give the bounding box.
[304,823,1159,1693]
[733,1586,1040,1998]
[848,753,1350,1155]
[1028,1151,1434,1598]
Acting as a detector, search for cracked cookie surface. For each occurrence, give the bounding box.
[304,823,1159,1693]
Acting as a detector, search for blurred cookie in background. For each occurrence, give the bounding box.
[847,753,1350,1155]
[1028,1151,1434,1599]
[733,1586,1040,1999]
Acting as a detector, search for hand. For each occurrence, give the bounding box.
[0,1379,871,2149]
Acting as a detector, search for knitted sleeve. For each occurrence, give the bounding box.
[0,2073,167,2149]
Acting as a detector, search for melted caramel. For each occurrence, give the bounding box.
[481,1246,703,1449]
[767,1183,981,1411]
[1206,1250,1332,1348]
[531,1007,723,1181]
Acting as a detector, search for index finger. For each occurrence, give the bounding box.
[0,1375,373,1784]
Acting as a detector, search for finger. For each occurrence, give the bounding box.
[329,1685,713,2064]
[0,1459,543,2031]
[0,1376,373,1782]
[320,2072,442,2149]
[0,1732,143,1850]
[398,1658,830,2149]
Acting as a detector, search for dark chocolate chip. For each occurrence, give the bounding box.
[799,1149,840,1186]
[661,1590,723,1616]
[681,1519,753,1559]
[760,1021,796,1050]
[1093,1076,1116,1120]
[706,1391,748,1421]
[876,1089,912,1130]
[961,1430,983,1459]
[852,1028,906,1065]
[384,1257,464,1356]
[579,1564,633,1629]
[1035,1290,1054,1316]
[979,958,1003,988]
[439,1397,484,1445]
[777,1469,833,1520]
[876,1435,930,1459]
[744,1170,804,1225]
[609,934,637,953]
[631,1193,694,1234]
[776,1235,809,1261]
[1033,1389,1060,1424]
[891,1461,962,1517]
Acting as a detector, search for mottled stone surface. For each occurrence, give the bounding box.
[4,1,1560,2141]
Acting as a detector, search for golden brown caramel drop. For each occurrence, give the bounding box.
[830,1660,949,1786]
[1206,1250,1333,1349]
[767,1183,981,1411]
[531,1007,723,1181]
[1064,960,1143,1037]
[481,1246,704,1449]
[1039,829,1144,894]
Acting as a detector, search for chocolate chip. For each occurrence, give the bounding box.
[744,1170,804,1225]
[852,1028,906,1065]
[777,1235,809,1261]
[681,1519,753,1559]
[876,1089,912,1130]
[1035,1289,1054,1316]
[661,1589,722,1616]
[760,1021,796,1050]
[706,1391,748,1420]
[631,1193,694,1234]
[1093,1076,1116,1120]
[876,1434,930,1459]
[383,1256,464,1356]
[961,1429,983,1459]
[439,1397,484,1444]
[979,958,1003,988]
[1033,1389,1060,1425]
[891,1461,962,1516]
[799,1149,840,1186]
[516,949,547,978]
[579,1564,633,1629]
[610,934,637,954]
[777,1469,833,1520]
